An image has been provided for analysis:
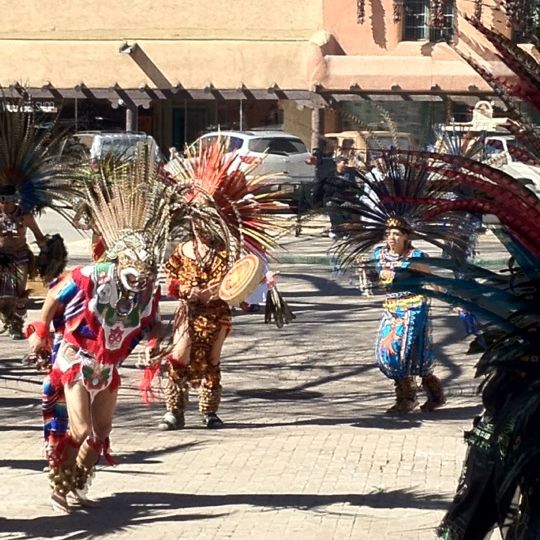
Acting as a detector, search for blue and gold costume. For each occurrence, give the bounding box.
[374,246,433,380]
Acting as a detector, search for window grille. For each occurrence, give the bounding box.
[402,0,455,42]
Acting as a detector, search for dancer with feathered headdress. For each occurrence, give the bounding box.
[329,150,470,413]
[0,94,80,339]
[156,137,292,430]
[26,142,171,513]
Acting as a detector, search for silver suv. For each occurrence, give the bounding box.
[191,130,316,185]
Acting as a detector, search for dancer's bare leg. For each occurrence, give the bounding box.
[69,387,118,507]
[91,388,118,444]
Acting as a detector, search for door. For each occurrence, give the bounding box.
[172,107,209,150]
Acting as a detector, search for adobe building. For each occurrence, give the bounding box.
[307,0,539,148]
[0,0,536,151]
[0,0,325,150]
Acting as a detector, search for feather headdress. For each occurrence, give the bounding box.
[455,19,540,159]
[331,151,468,267]
[0,94,82,218]
[388,23,540,538]
[84,141,171,265]
[166,136,289,261]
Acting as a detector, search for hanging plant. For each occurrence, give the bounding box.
[357,0,366,23]
[429,0,446,27]
[393,0,403,22]
[504,0,530,28]
[473,0,483,19]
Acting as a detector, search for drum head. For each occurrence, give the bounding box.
[219,254,264,305]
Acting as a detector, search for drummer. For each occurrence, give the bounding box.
[159,231,234,430]
[157,139,287,430]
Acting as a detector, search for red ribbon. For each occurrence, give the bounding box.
[139,363,161,405]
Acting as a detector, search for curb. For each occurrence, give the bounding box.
[275,254,506,268]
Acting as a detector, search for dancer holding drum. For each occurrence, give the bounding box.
[157,140,290,430]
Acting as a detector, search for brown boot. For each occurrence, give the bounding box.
[420,374,446,412]
[386,377,419,413]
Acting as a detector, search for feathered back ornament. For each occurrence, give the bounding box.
[455,19,540,158]
[84,141,171,266]
[332,151,467,266]
[166,136,288,261]
[0,93,82,218]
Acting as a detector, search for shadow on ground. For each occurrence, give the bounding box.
[0,489,449,539]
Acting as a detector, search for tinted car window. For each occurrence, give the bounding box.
[200,135,243,152]
[248,137,307,154]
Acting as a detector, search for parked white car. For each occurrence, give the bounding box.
[188,130,316,185]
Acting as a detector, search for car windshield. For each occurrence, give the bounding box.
[248,137,307,155]
[90,135,155,159]
[323,137,338,154]
[368,136,411,151]
[366,136,412,160]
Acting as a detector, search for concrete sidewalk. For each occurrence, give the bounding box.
[0,229,505,540]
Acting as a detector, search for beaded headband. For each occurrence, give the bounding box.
[385,217,412,233]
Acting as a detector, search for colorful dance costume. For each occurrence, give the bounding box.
[374,245,443,412]
[27,141,172,512]
[0,207,34,338]
[375,246,433,378]
[328,151,467,413]
[433,23,540,539]
[159,138,290,429]
[162,246,232,428]
[0,97,75,339]
[35,263,161,501]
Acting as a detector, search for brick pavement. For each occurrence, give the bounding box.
[0,224,505,540]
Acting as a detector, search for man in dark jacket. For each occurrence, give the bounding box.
[315,156,362,238]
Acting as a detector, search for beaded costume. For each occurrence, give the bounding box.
[0,96,78,338]
[158,138,290,430]
[164,246,232,420]
[430,22,540,540]
[327,151,466,413]
[374,246,433,380]
[26,143,171,513]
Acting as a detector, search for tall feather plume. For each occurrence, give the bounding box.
[393,23,540,535]
[0,91,84,219]
[466,17,540,108]
[166,136,291,261]
[331,151,468,267]
[394,150,540,258]
[85,141,171,261]
[454,19,540,159]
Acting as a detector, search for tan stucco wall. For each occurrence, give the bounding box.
[0,40,315,89]
[281,100,313,147]
[0,0,325,90]
[0,0,323,40]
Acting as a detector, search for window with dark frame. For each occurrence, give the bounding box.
[402,0,455,42]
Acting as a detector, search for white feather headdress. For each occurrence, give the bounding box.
[85,142,171,264]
